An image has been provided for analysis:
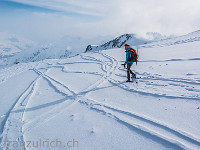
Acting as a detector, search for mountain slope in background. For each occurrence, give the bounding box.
[145,32,174,41]
[141,30,200,48]
[85,32,172,52]
[85,34,150,52]
[0,34,112,66]
[0,32,36,64]
[86,30,200,52]
[1,30,200,66]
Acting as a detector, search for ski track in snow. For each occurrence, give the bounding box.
[0,49,200,150]
[81,52,200,100]
[78,51,200,149]
[0,73,41,150]
[79,98,200,150]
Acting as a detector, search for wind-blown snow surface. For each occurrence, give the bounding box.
[0,40,200,150]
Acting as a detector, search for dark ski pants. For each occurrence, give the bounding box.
[127,63,135,80]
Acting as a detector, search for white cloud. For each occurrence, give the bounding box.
[104,0,200,37]
[10,0,109,16]
[2,0,200,41]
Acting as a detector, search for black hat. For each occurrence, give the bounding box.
[125,44,130,46]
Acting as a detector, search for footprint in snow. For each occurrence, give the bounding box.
[90,127,97,134]
[70,114,80,121]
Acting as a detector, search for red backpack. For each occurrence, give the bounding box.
[130,48,138,64]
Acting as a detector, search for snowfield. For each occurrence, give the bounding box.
[0,39,200,150]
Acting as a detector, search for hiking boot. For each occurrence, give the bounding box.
[126,80,132,82]
[131,74,136,79]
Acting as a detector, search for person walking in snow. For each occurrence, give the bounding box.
[122,44,138,82]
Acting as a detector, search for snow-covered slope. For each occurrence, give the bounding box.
[0,32,35,57]
[85,34,150,52]
[145,32,174,41]
[0,35,200,150]
[0,33,112,66]
[141,30,200,48]
[0,32,36,65]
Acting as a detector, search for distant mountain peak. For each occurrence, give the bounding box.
[85,33,150,52]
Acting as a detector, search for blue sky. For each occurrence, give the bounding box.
[0,0,105,40]
[1,0,200,41]
[0,0,56,13]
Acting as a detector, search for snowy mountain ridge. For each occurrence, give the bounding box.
[0,32,35,58]
[85,33,150,52]
[0,34,112,66]
[141,30,200,48]
[86,30,200,52]
[1,30,200,66]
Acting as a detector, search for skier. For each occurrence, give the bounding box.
[122,44,137,82]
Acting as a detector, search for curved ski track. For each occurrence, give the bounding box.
[1,51,200,150]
